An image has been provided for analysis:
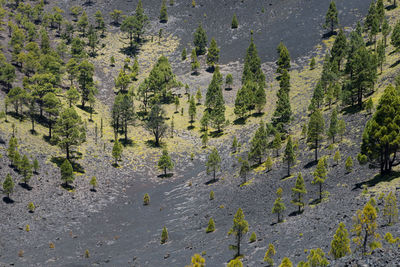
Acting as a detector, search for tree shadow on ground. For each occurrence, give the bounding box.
[3,197,14,204]
[51,157,85,173]
[385,5,397,10]
[61,183,75,191]
[120,46,140,57]
[187,125,195,130]
[288,210,304,217]
[322,31,337,39]
[233,117,246,125]
[304,160,317,169]
[205,179,218,185]
[352,171,400,191]
[18,183,32,191]
[309,198,321,205]
[224,87,232,91]
[209,130,224,138]
[251,112,264,118]
[390,59,400,69]
[158,173,174,178]
[341,104,362,115]
[119,138,135,147]
[145,140,164,148]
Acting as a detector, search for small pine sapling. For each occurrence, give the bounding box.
[206,218,215,233]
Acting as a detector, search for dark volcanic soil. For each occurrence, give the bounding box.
[59,0,370,63]
[1,0,398,267]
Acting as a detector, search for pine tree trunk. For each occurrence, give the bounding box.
[315,139,318,162]
[237,232,241,257]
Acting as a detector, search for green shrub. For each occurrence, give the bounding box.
[27,202,35,213]
[209,190,214,200]
[357,153,368,165]
[161,227,168,244]
[206,218,215,233]
[143,193,150,205]
[249,231,257,243]
[345,156,353,173]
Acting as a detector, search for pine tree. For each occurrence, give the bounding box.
[331,29,347,70]
[206,218,215,233]
[3,174,14,199]
[52,108,86,160]
[265,156,273,172]
[324,1,339,34]
[158,149,174,176]
[360,85,400,174]
[306,248,329,267]
[201,132,208,148]
[187,254,205,267]
[112,139,123,166]
[307,109,325,162]
[333,151,341,166]
[352,201,380,254]
[279,257,293,267]
[110,9,123,25]
[254,84,266,113]
[43,92,62,139]
[232,136,238,153]
[345,156,353,173]
[283,136,296,176]
[391,20,400,52]
[239,158,250,184]
[33,158,39,174]
[193,24,207,55]
[272,132,282,157]
[206,148,221,182]
[161,227,168,244]
[159,0,168,23]
[263,243,276,266]
[291,173,307,213]
[90,176,97,191]
[276,42,291,74]
[228,208,249,258]
[206,38,220,71]
[196,88,202,104]
[20,155,32,186]
[310,57,316,70]
[191,48,200,74]
[228,259,243,267]
[145,104,167,147]
[66,86,80,108]
[60,159,74,187]
[225,73,233,89]
[330,222,351,259]
[327,108,338,143]
[249,122,268,164]
[242,37,265,87]
[143,193,150,205]
[272,69,292,129]
[231,13,238,29]
[188,95,197,127]
[382,18,391,47]
[181,47,187,61]
[312,157,328,201]
[272,187,286,223]
[383,191,398,225]
[377,40,385,73]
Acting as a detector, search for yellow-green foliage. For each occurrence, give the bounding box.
[330,222,351,259]
[161,226,168,244]
[352,202,381,254]
[263,243,276,266]
[188,253,205,267]
[384,232,400,244]
[307,248,329,266]
[383,191,398,225]
[209,190,214,200]
[25,224,30,232]
[249,231,256,243]
[143,193,150,205]
[206,218,215,233]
